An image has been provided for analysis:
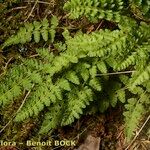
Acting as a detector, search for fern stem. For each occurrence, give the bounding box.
[96,71,136,76]
[125,115,150,150]
[0,84,34,134]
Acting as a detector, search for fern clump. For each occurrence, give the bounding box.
[0,27,128,134]
[2,16,58,48]
[1,19,150,138]
[1,1,150,143]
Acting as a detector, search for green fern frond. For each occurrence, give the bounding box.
[35,48,54,62]
[99,99,110,113]
[89,65,97,78]
[2,16,58,48]
[106,81,126,107]
[64,0,124,22]
[130,65,150,88]
[124,92,149,141]
[39,103,63,134]
[116,52,138,71]
[139,22,150,39]
[123,98,144,141]
[61,87,93,126]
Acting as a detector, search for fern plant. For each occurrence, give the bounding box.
[0,1,150,143]
[2,16,58,48]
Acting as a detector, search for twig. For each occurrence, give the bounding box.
[0,57,13,77]
[4,57,13,70]
[24,0,38,22]
[0,84,34,134]
[5,6,27,14]
[29,54,39,58]
[96,70,136,76]
[24,0,53,5]
[125,115,150,150]
[96,20,104,30]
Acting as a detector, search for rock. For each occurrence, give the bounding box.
[75,134,100,150]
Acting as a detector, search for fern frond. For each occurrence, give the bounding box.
[2,16,58,48]
[116,52,138,71]
[61,87,93,126]
[39,103,63,134]
[106,81,126,107]
[35,48,54,62]
[98,99,110,113]
[64,0,124,22]
[123,92,149,141]
[130,65,150,88]
[89,65,97,78]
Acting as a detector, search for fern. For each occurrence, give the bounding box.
[61,86,93,126]
[2,16,58,48]
[123,92,150,141]
[1,11,150,143]
[129,64,150,88]
[64,0,125,22]
[1,27,128,132]
[39,103,63,134]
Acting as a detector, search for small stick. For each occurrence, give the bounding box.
[96,20,104,30]
[24,0,54,5]
[29,54,39,58]
[5,6,27,14]
[24,0,38,22]
[4,57,13,70]
[96,70,135,76]
[0,57,13,77]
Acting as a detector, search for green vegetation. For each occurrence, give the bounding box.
[0,0,150,147]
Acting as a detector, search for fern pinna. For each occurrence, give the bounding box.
[1,16,149,141]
